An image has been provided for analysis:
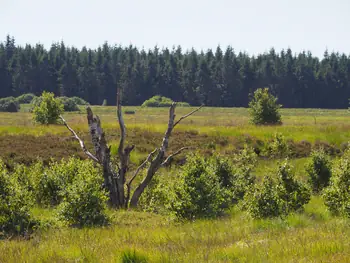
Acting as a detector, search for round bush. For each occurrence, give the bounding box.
[323,150,350,217]
[71,96,89,105]
[305,148,332,193]
[16,93,37,104]
[32,91,64,124]
[142,95,190,107]
[0,97,20,112]
[58,161,108,226]
[245,160,310,219]
[58,97,80,112]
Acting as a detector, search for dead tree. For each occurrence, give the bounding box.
[60,89,202,209]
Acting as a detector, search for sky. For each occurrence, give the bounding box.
[1,0,350,57]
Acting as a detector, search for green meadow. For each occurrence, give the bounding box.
[0,105,350,262]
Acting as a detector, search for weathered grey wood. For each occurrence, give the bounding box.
[61,91,202,209]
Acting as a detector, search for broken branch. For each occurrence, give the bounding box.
[173,105,204,127]
[161,147,190,166]
[60,115,99,163]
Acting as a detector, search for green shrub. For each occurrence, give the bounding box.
[248,87,282,125]
[245,160,310,219]
[16,93,37,104]
[32,91,64,124]
[323,150,350,217]
[266,133,290,158]
[102,99,107,106]
[0,160,34,236]
[142,95,190,107]
[58,161,108,227]
[71,96,89,105]
[245,176,283,219]
[305,149,332,193]
[229,146,257,203]
[276,161,311,213]
[58,96,80,111]
[0,97,20,112]
[124,110,136,115]
[36,158,87,206]
[170,153,228,219]
[121,249,148,263]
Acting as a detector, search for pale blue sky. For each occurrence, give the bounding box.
[1,0,349,57]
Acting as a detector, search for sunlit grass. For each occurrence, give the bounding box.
[0,197,349,262]
[0,105,349,262]
[1,106,350,147]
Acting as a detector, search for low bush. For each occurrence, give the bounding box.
[276,161,311,213]
[245,160,310,219]
[266,132,290,158]
[245,175,283,219]
[323,150,350,217]
[71,96,89,105]
[142,95,190,107]
[305,148,332,193]
[0,160,34,236]
[124,110,136,115]
[140,149,257,219]
[57,161,108,227]
[32,91,64,124]
[0,97,20,112]
[58,97,80,112]
[16,93,36,104]
[36,158,88,206]
[171,153,228,219]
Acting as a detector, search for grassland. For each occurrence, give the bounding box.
[0,105,350,262]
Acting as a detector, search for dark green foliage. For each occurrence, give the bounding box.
[323,150,350,217]
[70,96,89,105]
[1,35,350,108]
[16,93,36,104]
[58,97,80,111]
[121,249,148,263]
[32,91,64,124]
[171,153,228,219]
[248,88,282,125]
[305,149,332,193]
[140,149,257,219]
[245,160,311,219]
[57,161,108,227]
[0,97,20,112]
[142,95,190,107]
[0,160,34,236]
[124,110,136,114]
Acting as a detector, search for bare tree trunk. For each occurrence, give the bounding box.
[86,108,122,207]
[60,91,202,209]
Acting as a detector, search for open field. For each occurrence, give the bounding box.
[0,105,349,166]
[0,105,350,262]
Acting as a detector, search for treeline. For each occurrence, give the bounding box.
[1,35,350,108]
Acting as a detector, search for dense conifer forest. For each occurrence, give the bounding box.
[1,35,349,108]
